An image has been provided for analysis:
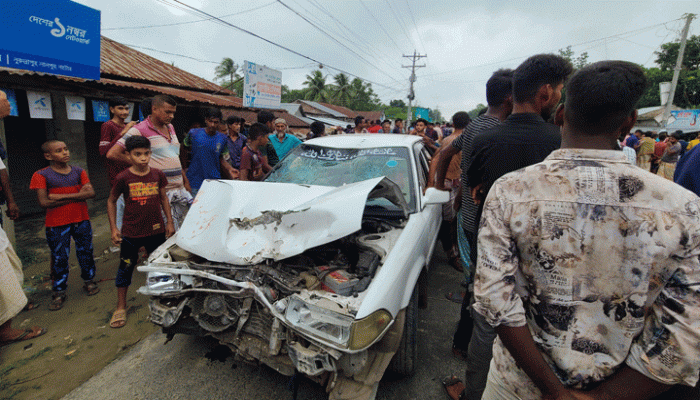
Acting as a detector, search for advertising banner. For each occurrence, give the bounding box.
[124,102,136,123]
[92,100,110,122]
[2,89,19,117]
[27,91,52,119]
[0,0,101,80]
[243,61,282,109]
[65,95,85,120]
[414,107,430,121]
[667,110,699,131]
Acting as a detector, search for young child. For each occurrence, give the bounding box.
[107,136,174,328]
[239,122,272,181]
[30,140,98,311]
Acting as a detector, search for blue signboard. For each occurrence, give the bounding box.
[0,0,101,80]
[2,89,19,117]
[414,107,431,122]
[92,100,109,122]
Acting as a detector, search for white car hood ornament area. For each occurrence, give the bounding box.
[176,177,408,265]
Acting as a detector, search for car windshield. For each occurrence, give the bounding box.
[266,144,415,212]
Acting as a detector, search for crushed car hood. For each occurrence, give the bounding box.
[176,177,408,265]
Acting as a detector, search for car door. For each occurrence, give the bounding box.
[413,143,443,268]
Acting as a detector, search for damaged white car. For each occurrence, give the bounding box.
[138,134,448,399]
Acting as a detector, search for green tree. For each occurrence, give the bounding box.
[347,78,380,111]
[467,103,487,119]
[303,70,329,102]
[215,58,241,94]
[281,85,308,103]
[655,35,700,71]
[330,73,352,106]
[558,46,589,69]
[637,67,700,109]
[429,108,443,123]
[389,99,406,108]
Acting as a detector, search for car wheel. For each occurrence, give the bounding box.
[387,285,417,376]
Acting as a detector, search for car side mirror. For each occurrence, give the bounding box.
[423,187,450,205]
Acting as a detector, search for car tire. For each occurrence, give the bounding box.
[387,285,418,376]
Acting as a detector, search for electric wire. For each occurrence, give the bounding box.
[161,0,399,91]
[103,1,276,30]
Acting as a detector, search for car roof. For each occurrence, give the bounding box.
[304,134,422,149]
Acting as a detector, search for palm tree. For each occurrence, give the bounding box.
[303,70,328,102]
[215,58,239,93]
[331,73,352,106]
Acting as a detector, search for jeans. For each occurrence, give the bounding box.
[46,220,96,292]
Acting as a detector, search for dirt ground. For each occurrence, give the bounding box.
[0,200,159,400]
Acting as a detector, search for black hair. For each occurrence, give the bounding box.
[486,69,514,107]
[415,118,428,126]
[125,135,151,152]
[671,130,683,139]
[395,118,403,122]
[354,116,365,127]
[564,61,647,136]
[226,116,242,125]
[659,132,668,140]
[310,121,325,135]
[512,54,573,103]
[41,139,63,153]
[204,108,223,121]
[140,97,152,118]
[381,119,391,126]
[257,111,275,124]
[644,131,654,138]
[247,122,270,141]
[452,112,471,130]
[152,94,177,108]
[109,96,128,108]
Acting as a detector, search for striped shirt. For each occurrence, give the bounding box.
[117,117,183,192]
[452,114,501,233]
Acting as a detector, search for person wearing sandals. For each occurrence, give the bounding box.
[0,89,46,346]
[30,140,100,311]
[107,136,174,328]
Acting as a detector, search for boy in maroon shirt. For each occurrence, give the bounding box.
[240,122,272,181]
[107,136,174,328]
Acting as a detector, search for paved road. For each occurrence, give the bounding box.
[62,249,467,400]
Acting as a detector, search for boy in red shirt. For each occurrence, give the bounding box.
[107,135,174,328]
[240,123,272,181]
[30,140,98,311]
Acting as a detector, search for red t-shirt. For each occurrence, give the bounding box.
[111,168,168,238]
[240,146,263,178]
[30,166,90,227]
[99,120,131,187]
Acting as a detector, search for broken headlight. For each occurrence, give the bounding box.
[146,271,182,292]
[286,297,353,347]
[349,309,392,350]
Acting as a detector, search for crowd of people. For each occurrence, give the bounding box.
[2,52,700,400]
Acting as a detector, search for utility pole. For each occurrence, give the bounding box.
[662,13,695,127]
[402,51,426,132]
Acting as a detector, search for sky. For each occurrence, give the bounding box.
[74,0,699,120]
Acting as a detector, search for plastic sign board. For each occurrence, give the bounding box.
[92,100,109,122]
[667,110,699,131]
[243,61,282,109]
[2,89,19,117]
[65,95,85,120]
[0,0,101,80]
[27,91,52,119]
[413,107,430,122]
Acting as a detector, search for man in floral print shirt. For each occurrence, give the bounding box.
[474,61,700,400]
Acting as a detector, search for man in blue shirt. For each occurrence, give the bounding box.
[182,108,234,195]
[268,118,301,159]
[223,115,246,179]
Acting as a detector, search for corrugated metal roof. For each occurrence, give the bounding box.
[98,78,242,107]
[221,109,308,128]
[296,100,348,118]
[100,36,224,93]
[318,102,357,118]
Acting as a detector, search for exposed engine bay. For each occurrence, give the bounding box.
[139,215,404,378]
